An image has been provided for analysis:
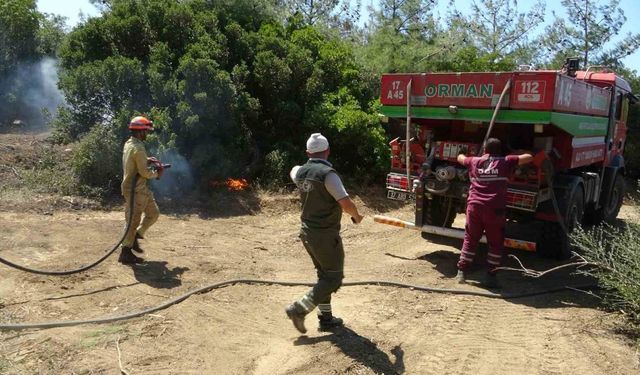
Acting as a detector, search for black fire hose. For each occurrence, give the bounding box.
[0,175,138,275]
[0,278,599,330]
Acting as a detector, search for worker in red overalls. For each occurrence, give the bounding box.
[455,138,542,288]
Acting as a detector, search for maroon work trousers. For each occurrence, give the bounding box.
[457,203,506,274]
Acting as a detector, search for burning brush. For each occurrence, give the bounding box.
[209,178,250,191]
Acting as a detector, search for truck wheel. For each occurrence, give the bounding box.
[582,205,602,226]
[537,188,584,260]
[420,196,455,240]
[601,174,624,223]
[423,196,455,227]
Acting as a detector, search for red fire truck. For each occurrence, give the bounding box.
[380,60,636,258]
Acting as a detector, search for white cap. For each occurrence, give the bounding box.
[306,133,329,153]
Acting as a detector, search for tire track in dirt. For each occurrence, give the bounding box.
[413,295,568,375]
[416,295,477,375]
[542,311,639,375]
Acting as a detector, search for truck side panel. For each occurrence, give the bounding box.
[381,72,612,117]
[553,74,611,116]
[510,72,557,111]
[381,73,512,108]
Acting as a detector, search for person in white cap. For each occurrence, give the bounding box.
[285,133,364,334]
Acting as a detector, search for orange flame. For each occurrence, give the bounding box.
[226,178,249,191]
[209,178,249,191]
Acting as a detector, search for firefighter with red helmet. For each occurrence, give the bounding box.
[119,116,164,264]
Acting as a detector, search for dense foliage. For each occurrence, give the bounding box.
[2,0,640,192]
[52,0,386,191]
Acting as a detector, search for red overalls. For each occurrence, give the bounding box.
[457,154,519,273]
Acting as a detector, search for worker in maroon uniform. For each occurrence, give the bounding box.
[455,138,539,287]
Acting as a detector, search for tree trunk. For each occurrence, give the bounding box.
[583,0,589,68]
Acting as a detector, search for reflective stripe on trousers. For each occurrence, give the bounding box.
[457,203,505,273]
[296,229,345,312]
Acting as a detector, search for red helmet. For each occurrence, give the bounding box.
[128,116,153,131]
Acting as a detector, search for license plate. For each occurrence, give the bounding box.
[387,190,409,201]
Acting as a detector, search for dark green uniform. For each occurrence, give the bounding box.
[294,159,344,313]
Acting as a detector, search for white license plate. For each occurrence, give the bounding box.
[387,190,409,201]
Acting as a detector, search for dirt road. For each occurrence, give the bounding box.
[0,130,638,374]
[1,191,639,374]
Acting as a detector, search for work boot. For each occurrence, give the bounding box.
[118,246,144,264]
[318,314,344,332]
[481,272,500,289]
[132,237,144,254]
[455,270,466,284]
[285,303,307,334]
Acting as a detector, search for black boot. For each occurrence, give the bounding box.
[318,312,343,332]
[132,236,144,253]
[480,272,500,289]
[118,246,144,264]
[285,303,307,334]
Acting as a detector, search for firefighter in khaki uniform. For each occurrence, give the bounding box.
[119,116,164,264]
[285,133,364,334]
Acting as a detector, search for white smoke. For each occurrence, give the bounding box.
[26,57,65,120]
[1,57,66,130]
[150,149,195,198]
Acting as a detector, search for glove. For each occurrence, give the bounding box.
[156,165,164,179]
[147,157,163,179]
[532,150,547,167]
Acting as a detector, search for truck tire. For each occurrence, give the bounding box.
[601,173,624,223]
[421,196,455,240]
[582,205,602,226]
[584,173,625,225]
[537,187,584,260]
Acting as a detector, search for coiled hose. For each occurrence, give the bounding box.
[0,175,137,275]
[0,278,597,330]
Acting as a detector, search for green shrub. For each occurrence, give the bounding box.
[261,149,291,188]
[572,214,640,329]
[21,146,77,195]
[307,92,388,184]
[71,125,122,197]
[625,131,640,177]
[625,102,640,177]
[22,167,76,195]
[50,107,83,144]
[53,1,385,191]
